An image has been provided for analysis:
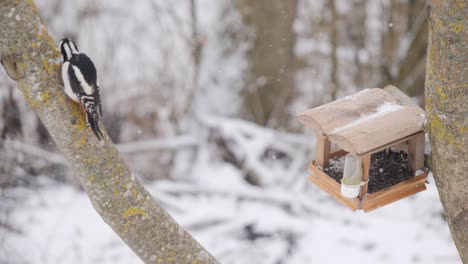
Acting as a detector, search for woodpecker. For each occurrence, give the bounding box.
[60,38,103,140]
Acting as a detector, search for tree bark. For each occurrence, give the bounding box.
[425,1,468,262]
[348,0,366,89]
[328,0,339,101]
[0,1,218,263]
[238,0,298,128]
[396,5,428,97]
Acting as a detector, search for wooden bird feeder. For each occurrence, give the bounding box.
[297,86,429,212]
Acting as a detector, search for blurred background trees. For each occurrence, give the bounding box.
[237,0,298,128]
[0,0,428,156]
[0,0,429,201]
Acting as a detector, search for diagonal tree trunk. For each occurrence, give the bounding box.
[0,1,218,263]
[425,1,467,262]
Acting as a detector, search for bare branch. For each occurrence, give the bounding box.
[117,135,198,154]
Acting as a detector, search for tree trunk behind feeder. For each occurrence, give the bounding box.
[425,1,468,262]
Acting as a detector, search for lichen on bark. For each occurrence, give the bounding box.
[0,1,219,263]
[425,1,467,262]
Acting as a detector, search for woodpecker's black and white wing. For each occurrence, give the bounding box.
[67,53,103,140]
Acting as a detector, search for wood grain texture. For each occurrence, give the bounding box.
[308,152,428,213]
[361,171,428,213]
[384,85,419,107]
[329,107,424,155]
[309,160,359,211]
[315,134,331,168]
[408,132,425,171]
[297,87,425,155]
[297,88,395,134]
[359,155,371,199]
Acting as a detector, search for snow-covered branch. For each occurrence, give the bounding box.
[117,135,198,154]
[197,114,313,187]
[7,140,66,164]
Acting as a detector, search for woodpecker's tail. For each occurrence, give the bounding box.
[87,112,103,141]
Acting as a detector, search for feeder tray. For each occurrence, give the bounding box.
[297,85,429,212]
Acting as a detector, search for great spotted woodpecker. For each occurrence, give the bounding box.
[60,38,103,140]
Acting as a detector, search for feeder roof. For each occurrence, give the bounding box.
[297,86,425,156]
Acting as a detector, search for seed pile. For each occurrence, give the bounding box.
[323,149,414,193]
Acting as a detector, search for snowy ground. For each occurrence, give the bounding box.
[1,168,462,264]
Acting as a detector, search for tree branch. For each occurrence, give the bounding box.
[0,1,218,263]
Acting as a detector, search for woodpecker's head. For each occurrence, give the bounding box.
[59,38,79,61]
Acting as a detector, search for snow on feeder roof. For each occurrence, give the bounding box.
[297,86,429,212]
[297,86,425,156]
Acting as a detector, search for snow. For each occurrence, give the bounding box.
[326,155,345,173]
[1,118,461,264]
[2,171,461,264]
[415,169,425,176]
[0,98,461,263]
[377,101,404,113]
[331,102,403,134]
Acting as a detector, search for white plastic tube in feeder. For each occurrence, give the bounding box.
[340,154,363,198]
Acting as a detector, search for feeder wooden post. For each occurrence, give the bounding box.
[359,154,371,199]
[408,132,425,171]
[315,134,331,168]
